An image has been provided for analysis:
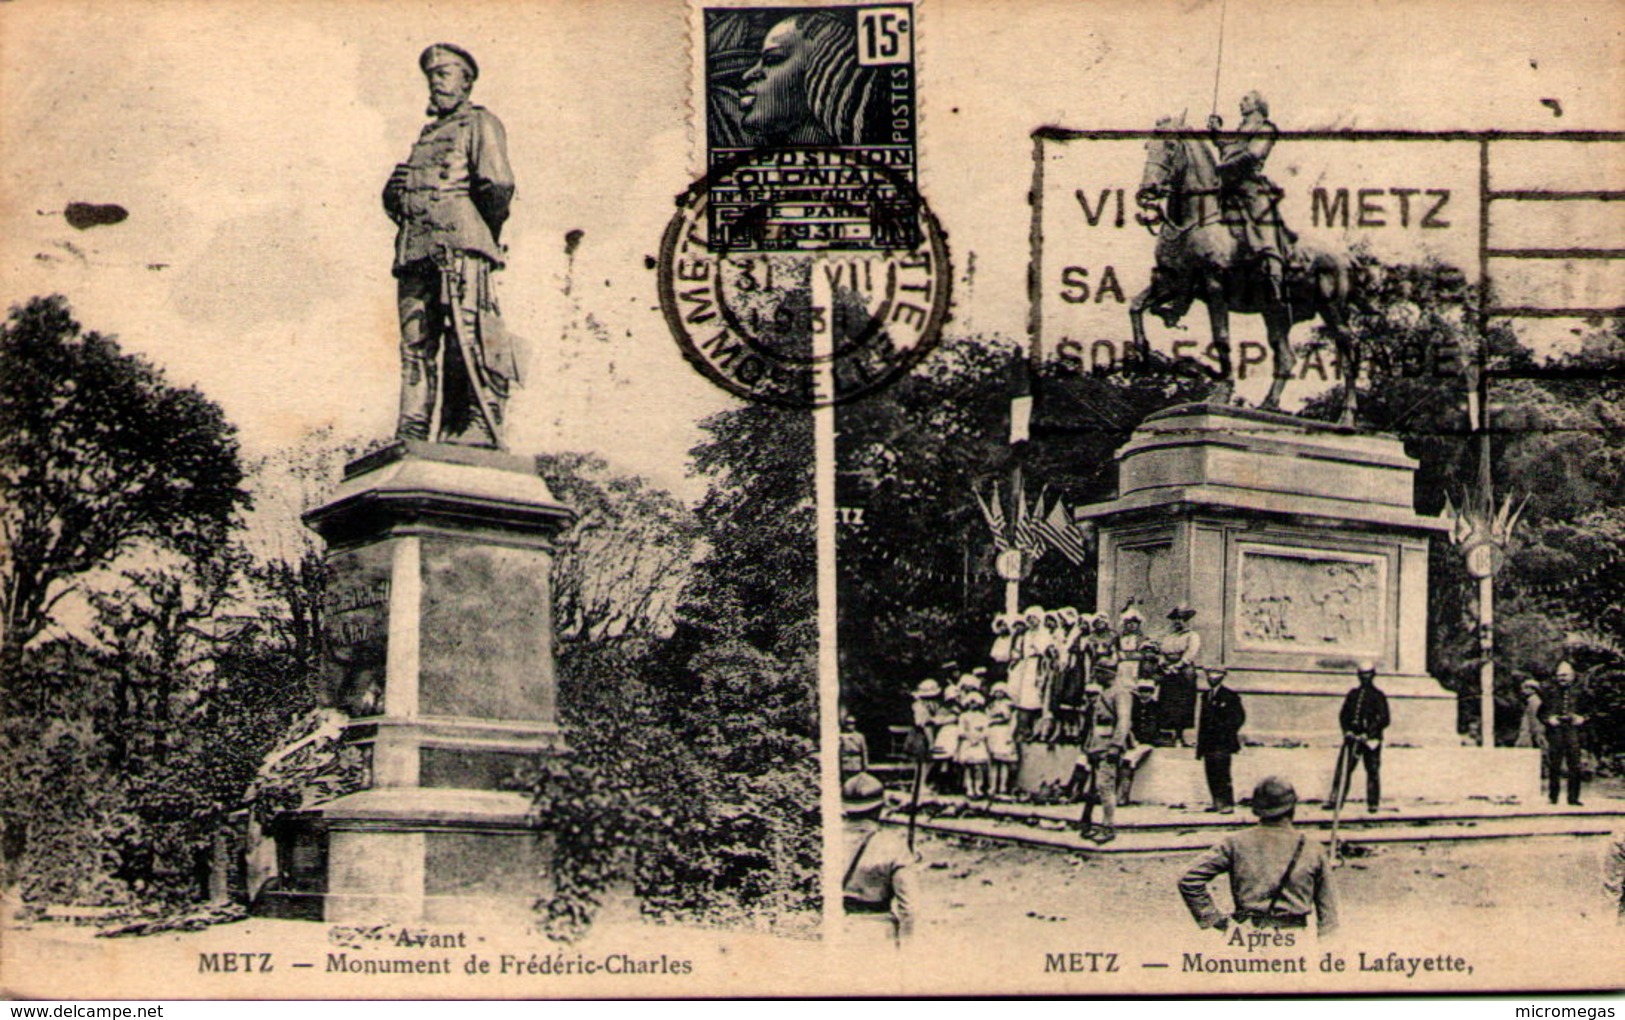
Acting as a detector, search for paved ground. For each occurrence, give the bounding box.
[890,787,1625,853]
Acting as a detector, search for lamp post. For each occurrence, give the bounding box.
[1445,355,1525,747]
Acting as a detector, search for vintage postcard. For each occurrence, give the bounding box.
[2,0,1623,1002]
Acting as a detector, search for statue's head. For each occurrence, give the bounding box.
[740,13,874,145]
[1240,90,1269,119]
[420,43,479,115]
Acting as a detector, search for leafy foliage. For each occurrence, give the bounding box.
[681,404,816,658]
[539,452,699,642]
[1,295,818,936]
[0,295,250,655]
[530,405,818,940]
[0,297,305,908]
[1302,273,1625,750]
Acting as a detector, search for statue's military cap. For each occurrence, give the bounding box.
[420,43,479,81]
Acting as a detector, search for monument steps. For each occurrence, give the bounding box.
[882,795,1625,855]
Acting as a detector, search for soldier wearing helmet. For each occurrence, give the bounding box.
[1179,776,1340,935]
[842,772,919,941]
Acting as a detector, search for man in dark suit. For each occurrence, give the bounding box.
[1540,661,1586,807]
[1333,662,1390,813]
[1196,667,1246,813]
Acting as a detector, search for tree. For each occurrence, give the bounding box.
[680,404,815,659]
[539,452,699,643]
[0,296,250,656]
[1297,264,1625,749]
[529,404,819,940]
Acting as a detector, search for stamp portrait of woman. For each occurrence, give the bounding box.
[708,9,890,149]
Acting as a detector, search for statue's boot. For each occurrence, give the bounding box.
[396,353,437,442]
[1262,255,1288,309]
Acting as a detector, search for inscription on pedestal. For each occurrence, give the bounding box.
[322,544,394,715]
[1235,544,1386,657]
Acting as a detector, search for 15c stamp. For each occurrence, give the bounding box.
[663,1,946,407]
[702,4,918,251]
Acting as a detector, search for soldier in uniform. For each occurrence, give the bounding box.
[839,711,869,780]
[1196,667,1246,814]
[1075,671,1135,845]
[1207,91,1294,304]
[1331,662,1390,814]
[1179,776,1340,936]
[1116,678,1162,806]
[1540,661,1587,806]
[385,44,518,448]
[842,772,919,941]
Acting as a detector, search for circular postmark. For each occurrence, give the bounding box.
[658,148,950,407]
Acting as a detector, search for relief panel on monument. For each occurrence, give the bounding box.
[321,542,393,716]
[1234,544,1387,658]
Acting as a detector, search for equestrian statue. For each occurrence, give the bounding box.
[1129,93,1362,426]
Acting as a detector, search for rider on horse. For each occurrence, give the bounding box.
[1208,91,1296,306]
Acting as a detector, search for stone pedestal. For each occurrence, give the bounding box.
[261,441,574,923]
[1075,403,1455,745]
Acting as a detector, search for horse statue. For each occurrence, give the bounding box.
[1128,114,1361,426]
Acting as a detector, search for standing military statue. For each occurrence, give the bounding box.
[385,43,519,449]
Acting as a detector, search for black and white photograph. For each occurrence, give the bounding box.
[0,0,1622,1004]
[2,0,820,999]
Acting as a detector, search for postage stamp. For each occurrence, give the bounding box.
[661,0,946,407]
[701,4,919,251]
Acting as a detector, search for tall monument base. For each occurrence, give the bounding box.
[260,441,574,923]
[1075,402,1455,746]
[1016,403,1538,802]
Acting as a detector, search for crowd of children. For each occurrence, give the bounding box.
[906,671,1022,798]
[900,603,1207,803]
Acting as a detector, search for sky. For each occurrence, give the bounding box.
[2,0,1621,498]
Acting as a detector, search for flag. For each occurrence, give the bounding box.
[1494,493,1529,543]
[1440,492,1472,545]
[973,482,1011,553]
[987,481,1008,539]
[1036,497,1090,565]
[1014,487,1047,557]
